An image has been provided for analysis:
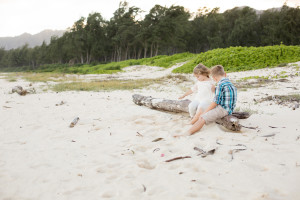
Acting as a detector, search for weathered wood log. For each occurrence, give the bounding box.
[132,94,249,131]
[132,94,190,113]
[12,86,27,96]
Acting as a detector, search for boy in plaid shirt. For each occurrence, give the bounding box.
[188,65,237,135]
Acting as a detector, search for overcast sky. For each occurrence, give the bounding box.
[0,0,299,37]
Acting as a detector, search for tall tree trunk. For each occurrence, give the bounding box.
[118,47,122,62]
[133,46,137,59]
[150,42,154,57]
[144,43,148,58]
[80,54,84,64]
[155,43,159,56]
[138,48,142,59]
[125,45,129,60]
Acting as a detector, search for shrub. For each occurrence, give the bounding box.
[172,45,300,73]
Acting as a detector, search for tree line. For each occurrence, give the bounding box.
[0,2,299,69]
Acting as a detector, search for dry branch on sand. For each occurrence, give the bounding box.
[12,86,27,96]
[12,85,36,96]
[132,94,250,131]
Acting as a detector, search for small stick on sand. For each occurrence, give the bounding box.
[193,147,206,154]
[229,144,247,161]
[269,125,286,128]
[241,125,258,130]
[261,133,276,137]
[142,184,146,192]
[216,139,223,145]
[136,132,143,137]
[165,156,191,162]
[153,148,160,153]
[194,147,216,157]
[152,138,163,142]
[70,117,80,128]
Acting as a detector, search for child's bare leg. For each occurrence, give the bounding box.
[190,108,203,124]
[188,117,206,135]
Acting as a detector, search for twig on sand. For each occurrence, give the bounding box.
[261,133,276,137]
[216,139,223,145]
[165,156,191,162]
[241,125,258,130]
[69,117,79,128]
[152,138,164,142]
[142,184,146,192]
[194,147,216,157]
[153,148,160,153]
[229,144,247,161]
[193,147,206,154]
[296,135,300,141]
[136,132,143,137]
[269,125,285,128]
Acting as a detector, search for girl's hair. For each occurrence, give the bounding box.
[193,63,210,78]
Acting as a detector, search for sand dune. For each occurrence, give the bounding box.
[0,63,300,200]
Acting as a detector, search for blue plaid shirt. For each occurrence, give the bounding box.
[213,77,237,115]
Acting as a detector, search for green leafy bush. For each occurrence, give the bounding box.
[172,45,300,73]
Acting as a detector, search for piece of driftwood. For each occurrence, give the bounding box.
[132,94,249,131]
[194,147,216,157]
[132,94,191,113]
[12,86,27,96]
[70,117,80,128]
[152,138,164,142]
[165,156,191,162]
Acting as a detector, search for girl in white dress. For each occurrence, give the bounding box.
[179,64,215,124]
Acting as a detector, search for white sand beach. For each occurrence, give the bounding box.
[1,63,300,200]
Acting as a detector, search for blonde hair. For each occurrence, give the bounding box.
[210,65,225,77]
[193,63,210,78]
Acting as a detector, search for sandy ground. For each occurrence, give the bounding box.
[0,62,300,200]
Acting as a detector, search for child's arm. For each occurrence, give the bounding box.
[179,89,193,99]
[211,84,215,92]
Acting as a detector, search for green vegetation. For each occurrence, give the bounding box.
[0,4,299,71]
[0,52,195,74]
[173,45,300,73]
[238,76,270,81]
[52,78,165,92]
[2,72,81,82]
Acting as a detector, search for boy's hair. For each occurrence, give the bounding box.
[193,63,210,78]
[210,65,225,77]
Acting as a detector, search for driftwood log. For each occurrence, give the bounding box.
[132,94,250,131]
[12,86,27,96]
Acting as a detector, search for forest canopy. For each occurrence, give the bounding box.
[0,2,299,71]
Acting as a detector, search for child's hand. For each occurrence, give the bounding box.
[178,95,185,99]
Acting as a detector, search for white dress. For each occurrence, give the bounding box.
[188,80,215,117]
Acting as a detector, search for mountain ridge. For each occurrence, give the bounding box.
[0,29,65,50]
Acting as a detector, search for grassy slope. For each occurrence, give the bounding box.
[0,52,195,74]
[173,45,300,73]
[1,45,299,74]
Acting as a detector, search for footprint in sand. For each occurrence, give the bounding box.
[137,160,156,170]
[101,191,115,198]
